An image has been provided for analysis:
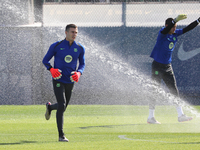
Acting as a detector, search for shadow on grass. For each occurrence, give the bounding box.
[118,135,200,144]
[172,142,200,144]
[79,123,147,129]
[79,123,192,129]
[0,141,37,145]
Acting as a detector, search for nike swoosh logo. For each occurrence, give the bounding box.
[177,42,200,61]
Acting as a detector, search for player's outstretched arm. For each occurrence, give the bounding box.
[183,17,200,34]
[161,14,187,35]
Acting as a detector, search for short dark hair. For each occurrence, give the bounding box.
[65,24,77,31]
[165,18,173,25]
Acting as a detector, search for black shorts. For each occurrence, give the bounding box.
[151,60,179,97]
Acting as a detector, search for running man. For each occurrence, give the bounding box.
[148,14,200,124]
[42,24,85,141]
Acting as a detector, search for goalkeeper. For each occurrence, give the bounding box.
[148,14,200,124]
[42,24,85,142]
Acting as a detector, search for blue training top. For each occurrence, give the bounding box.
[42,39,85,83]
[150,27,183,64]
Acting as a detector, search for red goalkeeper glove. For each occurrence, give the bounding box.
[70,71,81,82]
[50,68,62,80]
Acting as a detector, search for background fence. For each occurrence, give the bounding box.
[43,0,200,3]
[1,0,200,105]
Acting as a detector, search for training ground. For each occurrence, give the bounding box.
[1,105,200,150]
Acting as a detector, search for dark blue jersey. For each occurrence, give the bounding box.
[43,39,85,83]
[150,27,183,64]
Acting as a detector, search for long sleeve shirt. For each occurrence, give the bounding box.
[43,39,85,83]
[150,19,199,64]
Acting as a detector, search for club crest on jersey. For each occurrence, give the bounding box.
[74,48,78,52]
[169,42,174,49]
[64,55,72,63]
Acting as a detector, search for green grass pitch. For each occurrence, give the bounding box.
[1,105,200,150]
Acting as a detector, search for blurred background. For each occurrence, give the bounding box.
[1,0,200,105]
